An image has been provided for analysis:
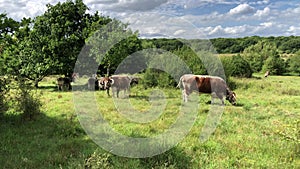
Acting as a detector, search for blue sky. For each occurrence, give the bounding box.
[1,0,300,39]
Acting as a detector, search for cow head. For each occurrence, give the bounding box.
[226,91,237,105]
[99,77,114,90]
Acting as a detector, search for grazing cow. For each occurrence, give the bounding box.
[57,77,72,91]
[72,73,79,82]
[264,70,270,78]
[178,74,236,105]
[130,77,140,86]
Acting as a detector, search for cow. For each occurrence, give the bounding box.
[264,70,270,78]
[72,73,79,82]
[98,76,113,95]
[178,74,236,105]
[57,77,72,91]
[130,77,140,86]
[100,75,135,98]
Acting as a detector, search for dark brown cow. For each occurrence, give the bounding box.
[57,77,72,91]
[178,74,236,105]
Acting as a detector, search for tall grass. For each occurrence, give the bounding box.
[0,74,299,168]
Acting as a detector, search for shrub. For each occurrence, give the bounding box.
[231,54,252,78]
[221,54,252,78]
[0,76,10,114]
[9,78,42,120]
[287,51,300,75]
[262,54,286,75]
[141,69,177,88]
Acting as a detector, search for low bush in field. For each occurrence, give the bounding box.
[221,54,252,78]
[4,77,42,120]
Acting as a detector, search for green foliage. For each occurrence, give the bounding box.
[211,36,300,54]
[142,69,177,88]
[277,120,300,158]
[230,54,252,78]
[262,54,286,75]
[287,51,300,75]
[0,13,19,38]
[220,54,252,89]
[278,36,300,53]
[1,1,112,87]
[211,36,260,53]
[84,150,113,169]
[0,76,10,113]
[86,19,141,76]
[243,41,279,73]
[13,79,42,120]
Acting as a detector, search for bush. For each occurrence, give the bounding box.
[141,69,177,88]
[262,54,286,75]
[231,54,252,78]
[221,54,252,78]
[5,78,42,120]
[287,51,300,75]
[0,76,10,114]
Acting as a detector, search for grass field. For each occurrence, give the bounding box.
[1,74,299,168]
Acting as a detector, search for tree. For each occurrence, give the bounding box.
[262,53,286,75]
[2,0,112,87]
[230,54,252,78]
[86,19,142,76]
[287,51,300,75]
[243,41,279,73]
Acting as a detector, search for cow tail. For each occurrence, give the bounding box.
[177,77,183,88]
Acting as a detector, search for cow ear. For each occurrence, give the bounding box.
[110,78,114,85]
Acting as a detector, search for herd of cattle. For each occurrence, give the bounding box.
[57,74,237,105]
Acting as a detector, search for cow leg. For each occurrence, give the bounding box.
[117,89,120,98]
[182,90,189,102]
[106,89,110,96]
[216,93,225,105]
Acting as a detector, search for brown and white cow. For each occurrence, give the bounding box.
[100,75,136,97]
[98,77,112,95]
[264,70,270,78]
[178,74,236,105]
[57,77,72,91]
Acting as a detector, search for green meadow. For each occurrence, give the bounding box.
[1,74,299,168]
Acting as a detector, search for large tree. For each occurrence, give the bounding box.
[86,19,142,76]
[287,50,300,75]
[2,0,111,87]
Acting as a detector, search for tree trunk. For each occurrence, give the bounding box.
[34,80,39,88]
[106,64,110,77]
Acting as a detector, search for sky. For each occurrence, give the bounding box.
[1,0,300,39]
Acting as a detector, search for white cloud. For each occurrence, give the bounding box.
[228,4,255,16]
[0,0,61,20]
[1,0,300,38]
[88,0,168,12]
[254,7,270,18]
[288,26,300,34]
